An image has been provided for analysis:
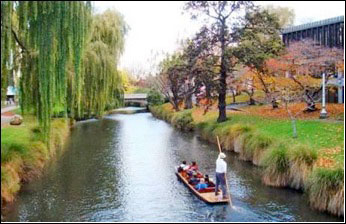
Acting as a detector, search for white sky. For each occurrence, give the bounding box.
[93,1,345,76]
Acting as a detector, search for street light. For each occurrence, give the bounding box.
[320,73,328,119]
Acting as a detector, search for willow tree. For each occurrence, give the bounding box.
[1,1,92,139]
[1,1,14,101]
[80,10,127,119]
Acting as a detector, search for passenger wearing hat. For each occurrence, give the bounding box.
[215,152,228,199]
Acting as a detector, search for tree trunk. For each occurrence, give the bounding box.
[249,97,255,105]
[248,88,255,105]
[173,100,179,112]
[291,119,297,138]
[217,19,227,123]
[231,90,236,103]
[184,93,193,109]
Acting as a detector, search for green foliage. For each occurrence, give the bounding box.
[171,110,194,131]
[80,9,127,119]
[147,89,164,106]
[289,144,318,166]
[261,5,295,28]
[150,105,174,122]
[1,1,14,101]
[1,115,69,204]
[262,143,290,173]
[306,167,344,217]
[308,167,344,190]
[14,2,92,140]
[229,123,253,138]
[1,125,32,163]
[2,3,127,137]
[133,88,151,94]
[243,132,273,159]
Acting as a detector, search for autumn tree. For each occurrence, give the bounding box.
[184,1,254,122]
[269,39,344,111]
[155,53,186,111]
[233,9,285,109]
[180,27,219,109]
[234,67,257,105]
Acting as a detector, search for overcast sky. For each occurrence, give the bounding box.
[93,1,345,75]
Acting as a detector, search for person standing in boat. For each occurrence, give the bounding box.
[215,153,228,199]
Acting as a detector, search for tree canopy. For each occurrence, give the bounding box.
[1,2,127,138]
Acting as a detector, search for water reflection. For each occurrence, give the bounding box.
[3,113,343,222]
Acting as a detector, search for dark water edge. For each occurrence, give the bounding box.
[2,112,343,222]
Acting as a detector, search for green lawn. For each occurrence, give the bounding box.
[226,91,265,104]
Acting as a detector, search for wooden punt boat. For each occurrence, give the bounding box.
[175,170,230,204]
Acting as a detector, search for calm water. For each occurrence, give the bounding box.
[3,111,343,222]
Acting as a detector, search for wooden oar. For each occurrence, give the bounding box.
[216,136,233,206]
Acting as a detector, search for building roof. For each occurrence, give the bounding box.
[282,16,344,34]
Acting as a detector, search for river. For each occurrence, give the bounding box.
[3,111,343,222]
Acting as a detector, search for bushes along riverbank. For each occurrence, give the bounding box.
[150,103,344,217]
[1,115,70,206]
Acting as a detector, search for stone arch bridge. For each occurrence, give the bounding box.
[124,94,148,107]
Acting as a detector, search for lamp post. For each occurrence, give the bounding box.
[320,73,328,119]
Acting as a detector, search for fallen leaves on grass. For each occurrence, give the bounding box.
[316,157,336,168]
[244,103,344,120]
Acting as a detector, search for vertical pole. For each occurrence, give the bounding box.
[320,73,328,119]
[337,70,343,104]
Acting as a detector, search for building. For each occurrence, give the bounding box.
[282,16,344,48]
[282,16,345,104]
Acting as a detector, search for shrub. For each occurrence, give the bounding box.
[289,144,318,167]
[242,132,272,163]
[147,89,165,106]
[229,123,253,139]
[171,110,194,131]
[306,167,344,216]
[288,144,318,190]
[262,143,290,187]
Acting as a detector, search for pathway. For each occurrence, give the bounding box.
[1,105,18,126]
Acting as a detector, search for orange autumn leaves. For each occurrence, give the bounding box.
[316,147,343,169]
[244,103,344,120]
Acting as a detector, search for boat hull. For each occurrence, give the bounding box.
[175,171,230,204]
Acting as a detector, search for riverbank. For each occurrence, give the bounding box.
[1,114,70,208]
[150,103,344,217]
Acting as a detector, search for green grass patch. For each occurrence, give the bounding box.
[1,126,32,163]
[1,115,69,204]
[225,91,265,104]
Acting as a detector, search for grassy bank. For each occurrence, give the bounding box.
[1,115,70,205]
[150,103,344,217]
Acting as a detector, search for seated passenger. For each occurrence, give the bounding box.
[188,173,200,185]
[204,174,215,187]
[187,161,199,176]
[177,161,187,172]
[195,178,208,191]
[188,161,199,171]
